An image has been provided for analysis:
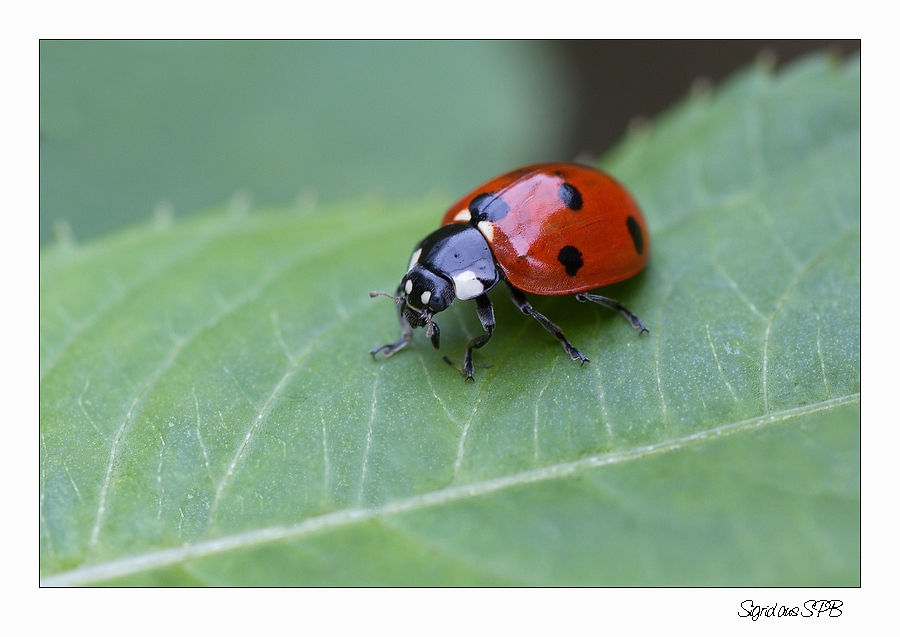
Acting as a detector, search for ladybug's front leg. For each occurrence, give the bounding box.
[506,283,589,365]
[444,294,495,380]
[463,294,496,380]
[370,294,413,358]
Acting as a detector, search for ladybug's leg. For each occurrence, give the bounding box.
[458,294,496,380]
[506,283,588,365]
[443,294,495,380]
[370,297,414,358]
[575,293,649,335]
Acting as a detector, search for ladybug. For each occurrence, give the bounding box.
[370,163,649,380]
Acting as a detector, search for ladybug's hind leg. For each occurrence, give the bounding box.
[445,293,495,381]
[506,283,589,365]
[575,293,648,335]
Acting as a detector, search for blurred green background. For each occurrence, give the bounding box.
[39,40,858,245]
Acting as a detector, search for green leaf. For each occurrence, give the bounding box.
[40,53,860,586]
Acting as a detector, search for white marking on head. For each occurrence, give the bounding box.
[420,290,432,305]
[453,208,471,222]
[452,270,484,300]
[408,248,422,271]
[477,220,494,242]
[405,279,413,295]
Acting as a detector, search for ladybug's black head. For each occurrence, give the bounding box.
[402,266,457,348]
[370,265,456,350]
[401,266,455,317]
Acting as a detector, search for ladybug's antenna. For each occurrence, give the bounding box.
[369,291,404,302]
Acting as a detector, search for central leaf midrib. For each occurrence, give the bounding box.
[41,392,859,587]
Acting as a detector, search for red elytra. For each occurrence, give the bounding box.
[440,162,649,295]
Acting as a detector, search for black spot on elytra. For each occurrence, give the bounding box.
[558,183,583,210]
[558,245,583,276]
[626,216,644,254]
[468,192,511,223]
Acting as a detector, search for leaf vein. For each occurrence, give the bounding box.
[452,318,530,481]
[762,227,858,412]
[210,302,370,516]
[89,250,322,545]
[40,225,229,382]
[357,372,380,505]
[43,393,859,587]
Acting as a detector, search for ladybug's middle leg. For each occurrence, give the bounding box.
[506,283,588,365]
